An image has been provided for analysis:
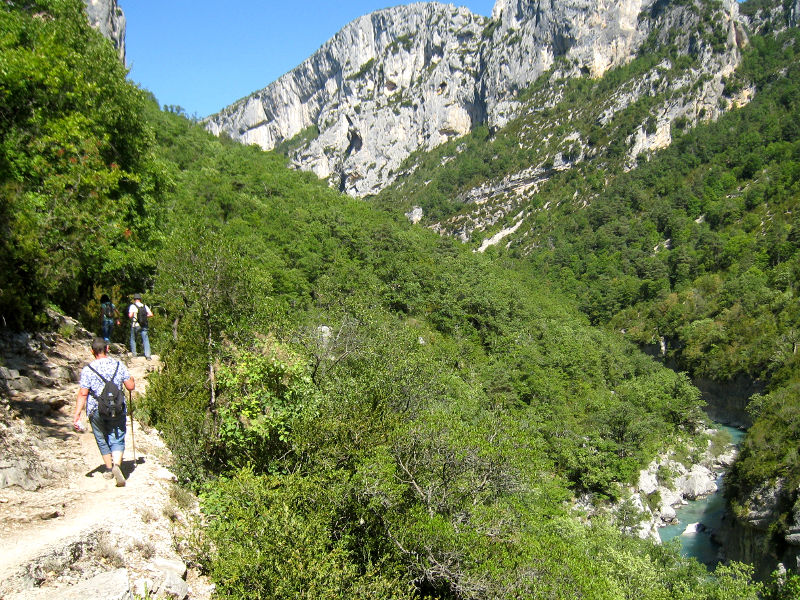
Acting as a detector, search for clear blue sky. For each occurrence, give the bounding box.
[123,1,497,119]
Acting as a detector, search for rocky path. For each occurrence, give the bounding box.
[0,314,212,599]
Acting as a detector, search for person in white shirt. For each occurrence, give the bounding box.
[128,293,153,360]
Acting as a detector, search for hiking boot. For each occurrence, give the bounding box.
[112,464,126,487]
[102,468,114,480]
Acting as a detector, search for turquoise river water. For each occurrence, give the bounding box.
[657,424,746,567]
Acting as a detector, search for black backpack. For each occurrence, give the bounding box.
[88,362,126,418]
[136,304,149,328]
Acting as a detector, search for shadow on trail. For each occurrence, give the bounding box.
[84,457,145,479]
[8,395,72,441]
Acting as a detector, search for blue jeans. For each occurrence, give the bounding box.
[130,326,151,358]
[101,318,114,342]
[89,410,126,455]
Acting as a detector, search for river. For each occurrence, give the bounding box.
[657,424,746,567]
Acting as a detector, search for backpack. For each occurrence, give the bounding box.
[133,303,148,328]
[101,302,114,319]
[87,362,125,418]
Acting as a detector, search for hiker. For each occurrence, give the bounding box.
[128,293,153,360]
[99,293,120,343]
[72,337,135,486]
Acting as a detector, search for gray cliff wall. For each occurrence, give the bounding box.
[694,375,763,429]
[203,0,752,199]
[482,0,654,128]
[719,478,800,578]
[84,0,126,63]
[206,3,488,196]
[203,0,752,203]
[205,0,672,197]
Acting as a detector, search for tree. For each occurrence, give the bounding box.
[155,224,270,409]
[0,0,161,325]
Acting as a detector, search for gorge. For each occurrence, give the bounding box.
[0,1,796,596]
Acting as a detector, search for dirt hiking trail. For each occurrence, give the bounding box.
[0,312,211,599]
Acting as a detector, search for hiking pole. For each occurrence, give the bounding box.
[129,389,137,463]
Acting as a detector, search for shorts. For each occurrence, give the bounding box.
[89,410,126,455]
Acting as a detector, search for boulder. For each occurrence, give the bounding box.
[9,375,33,392]
[676,465,717,500]
[154,467,177,482]
[153,557,187,579]
[659,504,677,524]
[638,467,659,496]
[154,569,189,600]
[784,501,800,546]
[0,459,41,491]
[659,486,683,509]
[683,522,709,535]
[47,568,130,600]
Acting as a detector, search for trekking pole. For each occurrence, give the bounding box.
[129,389,137,463]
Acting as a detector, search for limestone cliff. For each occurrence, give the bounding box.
[417,0,748,248]
[83,0,126,63]
[206,0,676,197]
[719,478,800,579]
[481,0,652,129]
[204,0,751,200]
[206,3,488,196]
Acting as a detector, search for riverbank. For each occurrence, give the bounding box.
[625,426,740,547]
[657,425,745,566]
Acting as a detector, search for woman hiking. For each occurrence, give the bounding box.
[99,293,120,343]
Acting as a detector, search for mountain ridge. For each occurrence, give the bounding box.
[204,0,752,201]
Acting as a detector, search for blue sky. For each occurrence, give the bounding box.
[123,1,496,118]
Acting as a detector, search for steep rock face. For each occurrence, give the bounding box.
[206,0,682,197]
[428,0,747,248]
[83,0,126,62]
[483,0,653,128]
[694,375,763,429]
[206,4,488,196]
[719,479,800,579]
[742,0,800,32]
[206,0,751,199]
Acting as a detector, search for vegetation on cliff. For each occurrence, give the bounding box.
[375,3,800,572]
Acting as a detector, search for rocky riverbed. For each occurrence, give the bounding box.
[573,426,740,554]
[631,428,740,545]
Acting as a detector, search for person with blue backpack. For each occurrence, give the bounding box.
[72,337,135,486]
[128,293,153,360]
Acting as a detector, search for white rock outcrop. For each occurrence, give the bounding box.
[206,3,488,197]
[83,0,126,63]
[676,465,718,500]
[207,0,679,197]
[626,428,743,542]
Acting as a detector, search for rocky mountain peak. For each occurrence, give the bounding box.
[206,2,488,196]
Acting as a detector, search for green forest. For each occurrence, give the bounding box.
[374,0,800,577]
[0,0,798,598]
